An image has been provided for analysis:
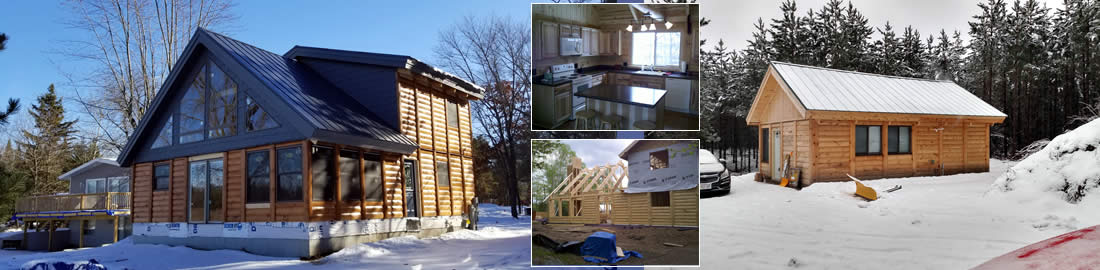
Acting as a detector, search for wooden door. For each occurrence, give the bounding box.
[541,22,559,59]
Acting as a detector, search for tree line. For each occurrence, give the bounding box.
[677,0,1100,170]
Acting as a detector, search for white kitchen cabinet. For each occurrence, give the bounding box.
[541,21,559,60]
[665,78,694,113]
[589,28,599,56]
[581,27,592,56]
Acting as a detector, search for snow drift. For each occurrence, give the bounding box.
[991,118,1100,203]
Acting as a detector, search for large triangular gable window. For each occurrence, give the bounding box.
[177,61,240,144]
[246,95,278,131]
[208,64,237,138]
[151,116,173,149]
[179,65,207,144]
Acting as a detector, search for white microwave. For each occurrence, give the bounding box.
[560,37,582,56]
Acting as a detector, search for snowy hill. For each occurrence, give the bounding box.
[2,204,531,270]
[991,118,1100,203]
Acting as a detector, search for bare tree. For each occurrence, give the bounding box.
[56,0,235,153]
[435,15,531,218]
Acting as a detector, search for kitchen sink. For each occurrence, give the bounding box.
[632,70,666,76]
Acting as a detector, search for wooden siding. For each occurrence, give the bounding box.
[132,163,152,223]
[225,150,244,222]
[551,188,698,227]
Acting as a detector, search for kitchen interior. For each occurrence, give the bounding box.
[532,3,700,131]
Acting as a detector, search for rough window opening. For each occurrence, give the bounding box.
[650,150,669,170]
[573,200,582,216]
[651,191,671,207]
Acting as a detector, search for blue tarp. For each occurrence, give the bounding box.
[23,259,107,270]
[580,231,642,264]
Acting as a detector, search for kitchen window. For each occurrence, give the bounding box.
[631,32,681,67]
[888,126,912,154]
[855,125,882,155]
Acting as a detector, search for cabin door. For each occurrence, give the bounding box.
[403,160,419,218]
[188,158,224,223]
[771,129,782,180]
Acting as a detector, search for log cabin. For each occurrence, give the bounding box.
[747,62,1006,187]
[545,140,698,227]
[115,28,482,258]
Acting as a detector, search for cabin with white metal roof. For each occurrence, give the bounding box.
[746,62,1006,186]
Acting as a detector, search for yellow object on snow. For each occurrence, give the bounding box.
[847,174,878,201]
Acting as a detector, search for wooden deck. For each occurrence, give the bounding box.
[13,192,131,219]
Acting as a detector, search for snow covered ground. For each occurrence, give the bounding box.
[701,160,1100,269]
[1,204,531,270]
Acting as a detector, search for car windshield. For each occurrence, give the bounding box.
[700,149,719,164]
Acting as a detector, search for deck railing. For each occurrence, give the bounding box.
[14,192,131,214]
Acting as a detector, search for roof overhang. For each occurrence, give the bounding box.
[310,130,417,155]
[285,46,484,100]
[807,110,1007,124]
[59,158,120,180]
[746,65,808,125]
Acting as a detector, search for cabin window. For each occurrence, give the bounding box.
[179,66,207,144]
[552,200,558,216]
[207,64,237,138]
[631,32,681,66]
[447,100,459,128]
[855,125,882,155]
[246,150,270,203]
[436,161,450,187]
[154,164,171,191]
[108,176,130,192]
[888,126,912,154]
[151,116,173,149]
[651,191,671,207]
[364,154,383,202]
[560,200,569,216]
[245,96,278,131]
[650,150,670,170]
[276,146,304,201]
[311,146,336,202]
[761,128,770,163]
[85,178,106,193]
[339,150,361,202]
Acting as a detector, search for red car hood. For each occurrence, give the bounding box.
[972,225,1100,270]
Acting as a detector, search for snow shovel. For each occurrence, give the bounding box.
[846,174,877,201]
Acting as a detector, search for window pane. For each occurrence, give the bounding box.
[208,64,237,138]
[888,126,900,153]
[868,126,881,153]
[247,151,271,203]
[180,66,206,144]
[655,32,681,66]
[365,155,383,202]
[631,32,655,66]
[900,127,911,153]
[436,161,450,188]
[151,116,173,149]
[108,177,129,192]
[276,147,303,201]
[155,164,171,191]
[447,101,459,128]
[339,150,361,202]
[189,161,207,223]
[208,159,224,222]
[761,128,769,162]
[855,126,868,154]
[311,146,335,201]
[246,96,278,131]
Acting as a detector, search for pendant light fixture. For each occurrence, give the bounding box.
[650,22,656,31]
[665,21,673,29]
[626,24,633,32]
[641,24,647,31]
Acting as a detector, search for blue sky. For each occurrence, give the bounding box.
[0,0,529,135]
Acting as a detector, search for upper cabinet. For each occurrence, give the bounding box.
[581,27,600,56]
[540,21,559,60]
[599,29,621,56]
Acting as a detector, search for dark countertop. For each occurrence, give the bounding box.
[533,77,571,87]
[575,84,667,108]
[579,65,699,80]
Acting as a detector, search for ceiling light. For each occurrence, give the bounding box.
[641,24,647,31]
[650,23,656,31]
[665,21,673,29]
[626,25,633,32]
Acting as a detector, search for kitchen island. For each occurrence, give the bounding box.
[575,84,667,130]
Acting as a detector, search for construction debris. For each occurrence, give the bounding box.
[663,242,684,247]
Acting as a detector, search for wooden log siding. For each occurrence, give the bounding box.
[132,163,152,223]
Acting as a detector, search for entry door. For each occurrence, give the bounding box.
[771,130,782,180]
[403,160,419,218]
[189,158,224,223]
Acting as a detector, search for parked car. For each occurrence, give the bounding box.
[972,224,1100,269]
[699,149,731,194]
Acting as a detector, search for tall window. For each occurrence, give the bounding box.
[651,191,671,207]
[650,150,669,170]
[446,100,459,128]
[761,128,770,163]
[888,126,912,154]
[207,64,237,138]
[855,125,882,155]
[364,154,383,201]
[436,161,450,188]
[276,146,303,201]
[632,32,681,66]
[179,66,207,144]
[311,146,336,201]
[151,116,173,149]
[246,96,278,131]
[189,158,224,223]
[246,151,271,203]
[339,150,361,202]
[154,164,171,191]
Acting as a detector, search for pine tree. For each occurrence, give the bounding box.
[770,0,810,63]
[837,1,874,72]
[872,22,904,75]
[17,84,78,195]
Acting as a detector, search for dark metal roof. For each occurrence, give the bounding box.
[285,46,485,99]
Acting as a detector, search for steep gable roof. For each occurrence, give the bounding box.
[768,62,1006,118]
[117,29,421,166]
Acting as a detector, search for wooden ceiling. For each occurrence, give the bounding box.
[593,4,692,24]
